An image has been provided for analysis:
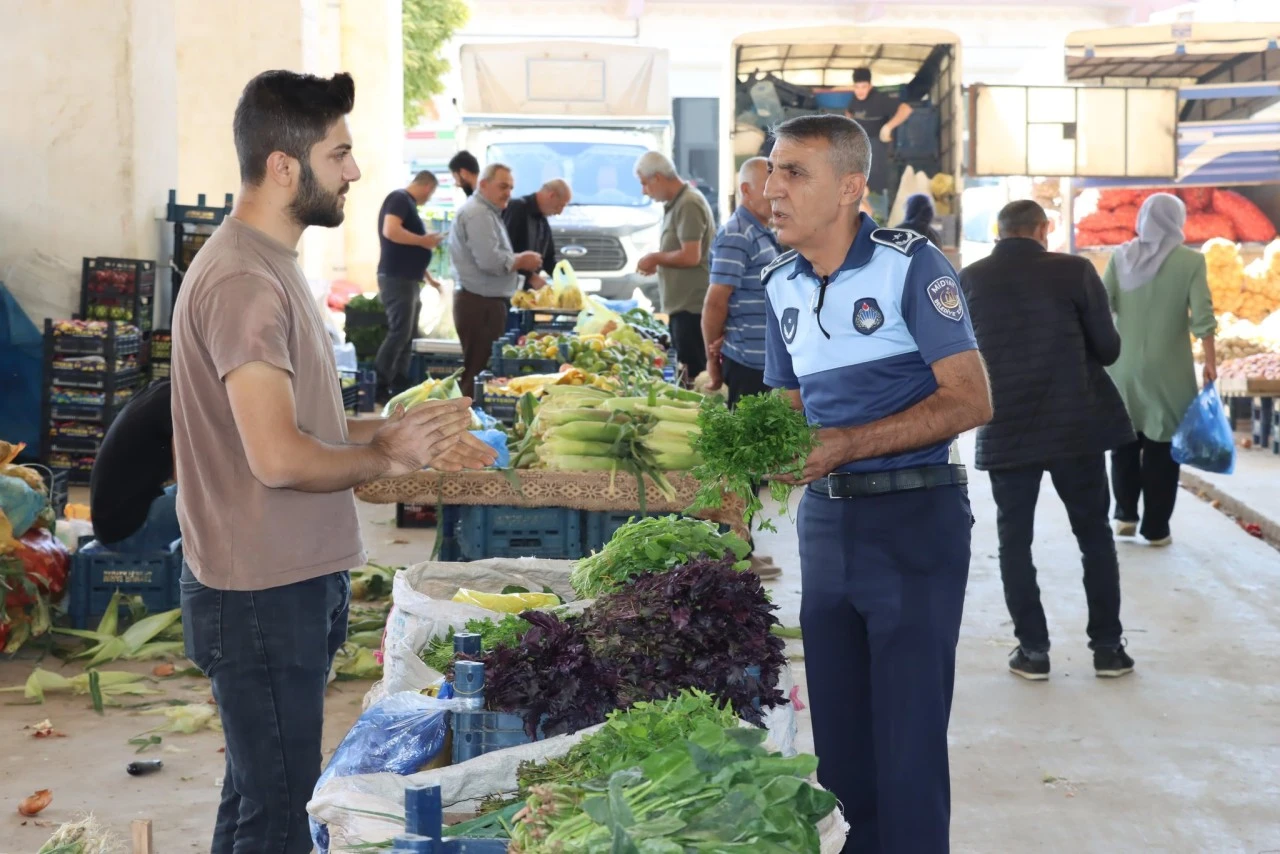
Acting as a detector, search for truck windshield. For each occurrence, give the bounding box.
[487,142,650,207]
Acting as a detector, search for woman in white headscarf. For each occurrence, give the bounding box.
[1103,192,1217,546]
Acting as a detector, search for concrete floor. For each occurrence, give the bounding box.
[1,436,1277,852]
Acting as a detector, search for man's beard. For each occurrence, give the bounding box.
[460,177,475,197]
[289,161,347,228]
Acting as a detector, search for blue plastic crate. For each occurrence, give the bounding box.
[511,309,579,335]
[451,709,537,764]
[398,784,508,852]
[583,510,665,555]
[473,372,520,426]
[68,539,183,628]
[409,352,465,384]
[453,504,583,561]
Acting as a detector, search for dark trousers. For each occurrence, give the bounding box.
[988,455,1123,654]
[1111,433,1180,541]
[374,274,422,394]
[668,311,706,383]
[721,354,769,408]
[453,288,509,399]
[181,566,350,854]
[797,486,971,854]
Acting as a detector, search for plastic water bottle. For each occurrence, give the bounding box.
[453,660,485,711]
[453,632,482,657]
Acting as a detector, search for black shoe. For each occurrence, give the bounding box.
[1094,644,1135,678]
[1008,647,1050,681]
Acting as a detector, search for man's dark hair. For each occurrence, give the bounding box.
[411,170,438,186]
[772,114,872,179]
[449,150,480,175]
[997,200,1049,238]
[233,71,355,185]
[853,68,872,84]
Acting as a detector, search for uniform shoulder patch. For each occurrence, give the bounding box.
[870,228,928,256]
[927,276,964,322]
[760,249,798,286]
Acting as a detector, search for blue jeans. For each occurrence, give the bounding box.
[105,484,181,553]
[798,485,972,854]
[181,565,351,854]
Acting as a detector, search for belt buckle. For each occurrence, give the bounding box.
[826,476,838,499]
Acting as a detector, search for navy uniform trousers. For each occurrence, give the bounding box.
[797,482,972,854]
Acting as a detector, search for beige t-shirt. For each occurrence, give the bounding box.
[171,217,365,591]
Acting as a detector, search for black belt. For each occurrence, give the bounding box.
[812,464,967,499]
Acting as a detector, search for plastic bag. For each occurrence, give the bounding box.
[469,428,509,469]
[1171,382,1236,474]
[310,691,464,853]
[376,558,578,702]
[0,474,44,542]
[452,588,560,612]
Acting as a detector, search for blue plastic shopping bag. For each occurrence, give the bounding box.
[1171,382,1236,474]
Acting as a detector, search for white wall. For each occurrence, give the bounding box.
[0,0,404,324]
[0,0,180,323]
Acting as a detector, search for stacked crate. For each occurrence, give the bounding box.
[40,320,143,485]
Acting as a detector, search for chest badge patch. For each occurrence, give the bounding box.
[853,298,884,335]
[780,307,800,344]
[927,276,964,322]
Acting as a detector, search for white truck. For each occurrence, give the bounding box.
[455,41,673,303]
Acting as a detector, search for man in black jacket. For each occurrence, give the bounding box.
[502,179,571,289]
[961,201,1136,681]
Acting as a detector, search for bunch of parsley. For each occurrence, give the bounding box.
[688,391,818,531]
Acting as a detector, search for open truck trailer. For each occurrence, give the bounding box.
[724,27,963,262]
[455,41,673,302]
[1054,23,1280,263]
[723,26,1182,268]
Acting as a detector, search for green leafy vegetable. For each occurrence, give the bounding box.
[419,614,531,674]
[508,721,836,853]
[688,390,818,532]
[519,689,738,794]
[569,515,749,599]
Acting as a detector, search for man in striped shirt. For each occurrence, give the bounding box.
[703,157,781,405]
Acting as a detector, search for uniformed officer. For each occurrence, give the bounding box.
[761,114,992,853]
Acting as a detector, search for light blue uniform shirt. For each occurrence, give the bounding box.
[764,214,977,474]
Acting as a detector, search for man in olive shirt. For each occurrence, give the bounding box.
[172,70,496,853]
[635,151,715,381]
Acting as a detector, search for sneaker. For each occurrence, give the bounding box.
[1008,647,1050,681]
[748,554,782,580]
[1094,644,1135,678]
[1114,520,1138,537]
[1146,535,1172,547]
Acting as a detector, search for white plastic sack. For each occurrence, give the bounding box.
[309,715,844,853]
[309,722,603,851]
[376,558,578,703]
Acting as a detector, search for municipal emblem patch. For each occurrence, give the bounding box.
[927,276,964,322]
[852,297,884,335]
[780,307,800,344]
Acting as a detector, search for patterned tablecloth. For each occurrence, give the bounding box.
[355,469,749,537]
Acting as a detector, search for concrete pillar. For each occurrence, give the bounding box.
[339,0,405,290]
[174,0,306,205]
[0,0,180,321]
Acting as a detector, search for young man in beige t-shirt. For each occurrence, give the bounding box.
[172,70,496,853]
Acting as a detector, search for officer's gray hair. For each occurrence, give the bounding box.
[997,200,1048,238]
[481,162,512,182]
[772,114,871,180]
[635,151,679,180]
